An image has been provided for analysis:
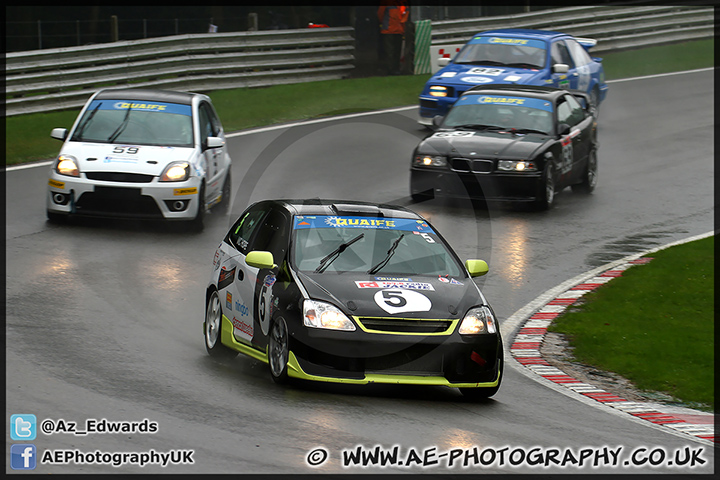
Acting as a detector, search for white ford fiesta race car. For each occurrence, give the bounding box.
[47,88,233,230]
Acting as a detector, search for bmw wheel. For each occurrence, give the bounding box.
[268,317,290,384]
[204,289,237,359]
[534,163,555,210]
[572,150,597,194]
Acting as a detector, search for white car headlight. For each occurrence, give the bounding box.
[160,161,190,182]
[303,299,356,331]
[413,154,447,168]
[497,160,537,172]
[458,306,497,335]
[55,155,80,177]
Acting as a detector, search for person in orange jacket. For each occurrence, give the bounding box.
[378,0,409,75]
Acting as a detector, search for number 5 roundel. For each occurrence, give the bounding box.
[374,289,432,314]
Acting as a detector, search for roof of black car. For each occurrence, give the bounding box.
[93,88,198,105]
[264,199,421,219]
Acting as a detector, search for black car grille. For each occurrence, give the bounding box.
[85,172,155,183]
[75,187,163,218]
[355,317,456,335]
[450,158,494,174]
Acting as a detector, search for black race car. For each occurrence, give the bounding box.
[410,85,598,209]
[204,199,503,400]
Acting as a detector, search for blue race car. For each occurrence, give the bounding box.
[418,29,608,126]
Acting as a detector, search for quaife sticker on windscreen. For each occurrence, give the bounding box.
[293,215,435,233]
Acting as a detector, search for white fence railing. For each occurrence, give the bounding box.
[4,5,714,117]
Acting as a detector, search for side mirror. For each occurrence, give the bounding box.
[51,128,68,141]
[246,251,276,270]
[557,123,571,136]
[438,57,450,68]
[552,63,569,74]
[431,115,444,130]
[206,136,225,149]
[465,259,489,277]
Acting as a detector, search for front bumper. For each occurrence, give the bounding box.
[46,173,202,220]
[418,95,457,121]
[411,168,543,202]
[288,318,502,386]
[219,313,502,387]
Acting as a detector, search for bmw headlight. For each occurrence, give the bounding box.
[458,306,497,335]
[497,160,537,172]
[55,155,80,177]
[160,161,190,182]
[303,299,356,331]
[413,154,447,168]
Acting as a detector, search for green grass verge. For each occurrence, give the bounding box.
[549,236,715,411]
[5,39,713,166]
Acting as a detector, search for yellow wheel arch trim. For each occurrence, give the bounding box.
[218,314,500,389]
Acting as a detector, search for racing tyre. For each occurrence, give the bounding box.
[590,87,600,118]
[572,150,597,194]
[268,317,290,384]
[204,289,237,359]
[534,162,556,210]
[46,211,67,224]
[188,183,206,232]
[217,171,232,216]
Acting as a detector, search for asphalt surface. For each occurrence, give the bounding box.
[4,69,715,475]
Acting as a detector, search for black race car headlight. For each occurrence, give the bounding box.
[55,155,80,177]
[497,160,537,172]
[413,154,447,168]
[458,306,497,335]
[160,161,190,182]
[303,299,356,331]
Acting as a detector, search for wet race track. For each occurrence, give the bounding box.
[5,70,714,474]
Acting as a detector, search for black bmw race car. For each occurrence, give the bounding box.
[410,85,598,209]
[204,199,502,400]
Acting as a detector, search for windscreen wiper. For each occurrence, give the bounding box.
[72,102,101,141]
[314,233,364,274]
[367,233,405,275]
[107,105,133,143]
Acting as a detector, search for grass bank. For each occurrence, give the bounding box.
[4,39,713,166]
[549,236,715,411]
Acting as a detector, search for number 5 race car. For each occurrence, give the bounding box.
[46,88,232,230]
[204,199,503,400]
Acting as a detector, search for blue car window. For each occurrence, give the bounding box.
[566,39,592,67]
[551,41,574,68]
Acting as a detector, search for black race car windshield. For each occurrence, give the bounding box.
[443,94,554,134]
[70,99,194,147]
[292,215,463,277]
[454,35,546,69]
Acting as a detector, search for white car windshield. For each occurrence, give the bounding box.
[70,99,194,147]
[292,215,463,277]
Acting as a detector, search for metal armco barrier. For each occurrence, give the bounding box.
[5,27,356,116]
[4,5,714,117]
